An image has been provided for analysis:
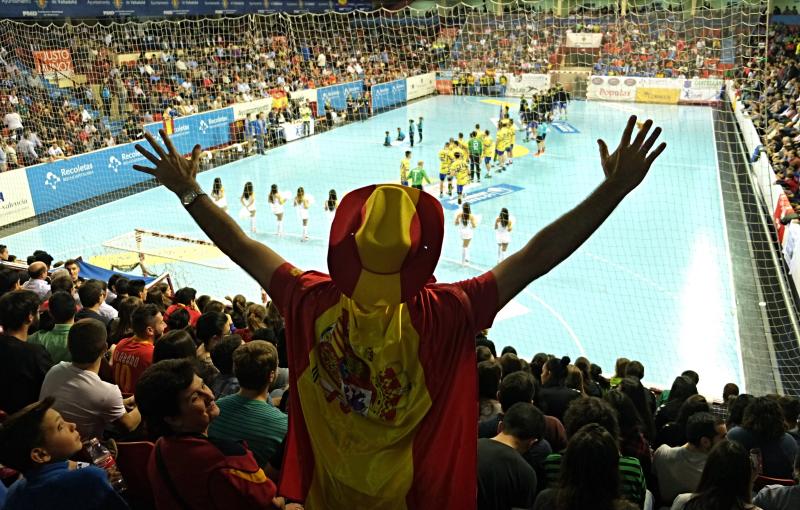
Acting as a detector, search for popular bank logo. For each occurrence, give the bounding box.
[199,120,209,135]
[108,155,122,173]
[44,171,61,190]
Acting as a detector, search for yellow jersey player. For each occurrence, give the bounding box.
[400,150,412,186]
[495,121,509,172]
[457,132,468,151]
[482,129,494,178]
[439,142,453,198]
[451,152,470,205]
[506,120,516,165]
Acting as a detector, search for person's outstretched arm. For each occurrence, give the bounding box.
[134,130,286,291]
[491,116,666,309]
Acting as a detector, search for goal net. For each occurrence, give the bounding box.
[1,0,798,396]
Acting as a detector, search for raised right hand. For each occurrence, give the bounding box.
[133,129,202,195]
[596,116,667,195]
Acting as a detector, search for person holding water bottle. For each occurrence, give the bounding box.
[0,397,129,509]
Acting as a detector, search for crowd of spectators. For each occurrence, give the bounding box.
[0,3,765,170]
[733,22,800,216]
[0,240,799,509]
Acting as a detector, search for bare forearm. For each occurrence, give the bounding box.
[185,195,283,287]
[521,180,627,277]
[494,180,627,304]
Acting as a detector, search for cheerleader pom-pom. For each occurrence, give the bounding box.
[305,194,316,206]
[280,191,292,201]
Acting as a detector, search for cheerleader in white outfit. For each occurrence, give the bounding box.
[323,189,338,223]
[268,184,288,236]
[454,202,478,265]
[239,181,256,233]
[210,177,227,211]
[494,207,514,262]
[294,186,311,241]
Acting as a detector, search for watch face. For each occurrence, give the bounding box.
[182,191,197,205]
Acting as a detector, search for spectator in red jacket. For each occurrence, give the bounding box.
[135,359,300,509]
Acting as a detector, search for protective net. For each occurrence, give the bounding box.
[1,1,798,395]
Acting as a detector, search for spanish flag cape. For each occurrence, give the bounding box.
[270,263,498,509]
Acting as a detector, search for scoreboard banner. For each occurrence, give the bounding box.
[588,76,722,105]
[0,0,373,18]
[635,87,680,104]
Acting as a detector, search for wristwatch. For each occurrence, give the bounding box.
[180,188,206,207]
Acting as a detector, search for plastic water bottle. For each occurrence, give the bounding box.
[85,438,127,493]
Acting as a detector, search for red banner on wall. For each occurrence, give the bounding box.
[33,49,74,78]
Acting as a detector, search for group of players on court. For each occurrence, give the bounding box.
[208,87,569,264]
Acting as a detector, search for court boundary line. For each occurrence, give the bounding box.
[710,107,747,390]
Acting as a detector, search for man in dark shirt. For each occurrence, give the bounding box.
[478,402,540,510]
[0,290,54,414]
[75,280,111,326]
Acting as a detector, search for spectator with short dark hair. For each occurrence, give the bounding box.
[135,359,288,509]
[0,268,22,297]
[210,334,243,398]
[165,287,201,326]
[657,394,711,449]
[29,291,75,363]
[728,396,799,479]
[110,277,130,310]
[479,370,562,476]
[208,340,288,468]
[40,319,140,440]
[63,259,82,289]
[127,279,147,301]
[165,306,191,332]
[652,412,726,507]
[75,280,111,326]
[0,290,54,414]
[111,303,165,394]
[0,398,128,509]
[478,402,540,510]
